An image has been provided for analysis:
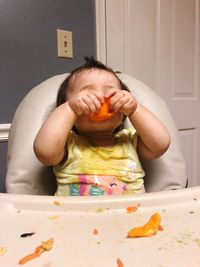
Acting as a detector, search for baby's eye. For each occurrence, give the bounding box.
[110,183,117,187]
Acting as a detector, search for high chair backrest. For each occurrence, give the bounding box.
[6,74,187,195]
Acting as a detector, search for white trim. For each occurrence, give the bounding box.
[0,123,11,142]
[95,0,107,64]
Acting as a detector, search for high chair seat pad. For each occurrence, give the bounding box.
[6,73,187,195]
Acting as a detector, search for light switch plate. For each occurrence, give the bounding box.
[57,29,73,59]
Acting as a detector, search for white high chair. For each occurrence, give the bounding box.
[5,74,188,195]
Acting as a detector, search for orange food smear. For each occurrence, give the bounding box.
[88,98,115,121]
[18,238,54,265]
[127,213,162,238]
[18,252,41,265]
[93,228,99,235]
[126,205,138,213]
[117,258,124,267]
[53,200,61,206]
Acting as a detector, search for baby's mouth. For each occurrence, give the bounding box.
[87,98,115,122]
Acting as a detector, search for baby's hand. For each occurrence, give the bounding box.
[105,88,137,116]
[68,90,104,116]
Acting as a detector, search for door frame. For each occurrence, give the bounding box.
[95,0,107,64]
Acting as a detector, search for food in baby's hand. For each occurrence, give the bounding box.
[127,213,163,238]
[88,98,115,121]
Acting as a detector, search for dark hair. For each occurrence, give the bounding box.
[56,56,129,106]
[57,56,129,133]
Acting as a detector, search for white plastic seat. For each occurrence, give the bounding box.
[6,73,188,195]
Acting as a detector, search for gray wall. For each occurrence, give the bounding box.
[0,0,96,192]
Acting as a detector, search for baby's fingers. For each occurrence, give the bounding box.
[82,95,102,114]
[112,94,130,112]
[104,88,120,99]
[75,100,90,115]
[108,90,126,109]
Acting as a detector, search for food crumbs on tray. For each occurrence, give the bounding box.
[127,213,163,238]
[48,215,60,220]
[18,238,54,265]
[117,258,124,267]
[53,201,61,206]
[93,229,98,235]
[20,232,35,238]
[41,263,52,267]
[96,208,104,213]
[126,205,138,213]
[193,238,200,247]
[0,247,7,256]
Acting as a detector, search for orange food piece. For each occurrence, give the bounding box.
[117,258,124,267]
[126,205,138,213]
[18,238,54,265]
[127,213,162,238]
[88,98,115,121]
[93,228,99,235]
[53,200,61,206]
[18,252,41,265]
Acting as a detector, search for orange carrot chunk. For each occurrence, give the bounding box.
[18,252,41,265]
[117,258,124,267]
[88,98,115,121]
[18,238,54,265]
[126,205,138,213]
[127,213,162,238]
[93,228,99,235]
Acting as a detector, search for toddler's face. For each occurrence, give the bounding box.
[68,69,124,134]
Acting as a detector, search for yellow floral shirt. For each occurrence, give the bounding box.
[54,128,145,196]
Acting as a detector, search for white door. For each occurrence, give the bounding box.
[95,0,200,187]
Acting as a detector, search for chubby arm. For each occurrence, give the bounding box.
[107,88,171,160]
[128,104,171,160]
[34,102,77,166]
[34,89,104,166]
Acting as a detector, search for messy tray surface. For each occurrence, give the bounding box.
[0,187,200,267]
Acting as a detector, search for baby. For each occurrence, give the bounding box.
[34,57,170,196]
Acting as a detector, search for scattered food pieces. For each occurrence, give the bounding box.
[53,201,61,206]
[96,208,104,213]
[41,263,53,267]
[48,215,60,220]
[18,238,54,265]
[93,229,98,235]
[20,232,35,238]
[117,258,124,267]
[127,213,163,238]
[0,247,7,256]
[126,205,138,213]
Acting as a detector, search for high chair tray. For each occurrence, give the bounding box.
[0,187,200,267]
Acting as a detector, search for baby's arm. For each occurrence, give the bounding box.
[34,102,77,166]
[107,88,171,160]
[128,104,171,160]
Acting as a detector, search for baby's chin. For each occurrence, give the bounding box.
[76,121,119,135]
[74,112,123,135]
